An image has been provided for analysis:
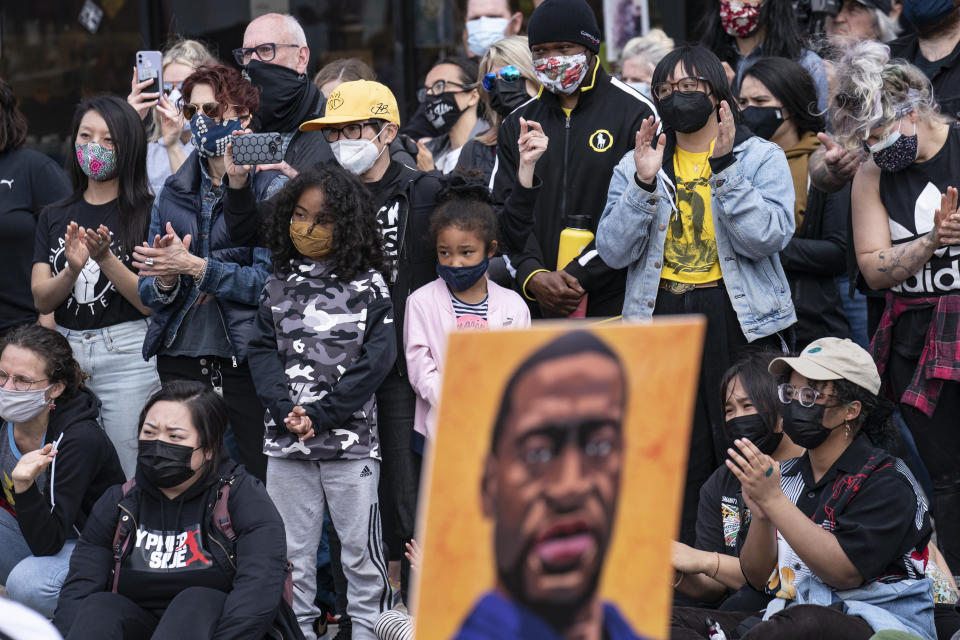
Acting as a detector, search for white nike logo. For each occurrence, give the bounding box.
[0,179,13,188]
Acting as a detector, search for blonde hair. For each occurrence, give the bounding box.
[477,36,536,146]
[620,29,674,67]
[831,40,940,151]
[148,39,217,142]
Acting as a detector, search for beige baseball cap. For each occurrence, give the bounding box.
[768,337,881,395]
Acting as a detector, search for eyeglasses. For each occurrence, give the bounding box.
[482,65,521,91]
[320,121,382,143]
[179,101,249,122]
[777,383,834,407]
[416,79,476,103]
[0,368,49,392]
[652,76,709,100]
[232,43,301,67]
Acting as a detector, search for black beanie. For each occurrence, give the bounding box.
[528,0,602,54]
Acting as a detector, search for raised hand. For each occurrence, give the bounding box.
[713,101,735,158]
[127,67,160,120]
[11,443,57,494]
[83,224,113,262]
[726,438,781,509]
[157,93,186,147]
[64,222,90,274]
[933,186,960,247]
[817,132,862,183]
[633,116,665,184]
[518,118,549,188]
[416,140,435,172]
[225,130,254,188]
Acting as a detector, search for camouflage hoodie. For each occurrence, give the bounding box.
[247,259,397,461]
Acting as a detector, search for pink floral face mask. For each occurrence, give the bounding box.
[719,0,762,37]
[75,142,118,182]
[533,53,589,95]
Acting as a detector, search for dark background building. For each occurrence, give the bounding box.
[0,0,701,163]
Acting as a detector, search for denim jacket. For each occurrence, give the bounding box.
[596,127,797,341]
[138,153,284,361]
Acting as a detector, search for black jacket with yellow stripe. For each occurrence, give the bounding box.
[492,58,657,317]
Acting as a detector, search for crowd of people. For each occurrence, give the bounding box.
[0,0,959,638]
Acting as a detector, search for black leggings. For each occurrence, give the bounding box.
[670,604,873,640]
[63,587,227,640]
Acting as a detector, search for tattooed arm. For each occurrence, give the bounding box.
[853,162,960,289]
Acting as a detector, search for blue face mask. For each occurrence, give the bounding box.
[903,0,956,27]
[466,17,509,56]
[437,256,489,292]
[189,113,245,158]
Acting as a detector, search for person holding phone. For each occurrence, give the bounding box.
[127,40,218,196]
[132,64,285,482]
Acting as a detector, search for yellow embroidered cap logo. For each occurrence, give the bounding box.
[589,129,613,152]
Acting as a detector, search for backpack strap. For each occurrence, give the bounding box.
[213,475,237,542]
[111,479,138,593]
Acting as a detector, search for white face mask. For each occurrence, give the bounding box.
[0,385,52,423]
[331,128,387,175]
[466,16,510,57]
[626,81,651,99]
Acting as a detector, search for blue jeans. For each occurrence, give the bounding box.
[836,275,870,349]
[0,507,76,617]
[58,319,160,477]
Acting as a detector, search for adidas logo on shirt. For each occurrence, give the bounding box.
[360,465,373,478]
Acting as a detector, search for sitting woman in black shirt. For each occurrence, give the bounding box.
[673,337,935,640]
[672,351,802,606]
[53,381,288,640]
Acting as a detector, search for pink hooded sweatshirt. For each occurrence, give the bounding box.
[403,277,531,440]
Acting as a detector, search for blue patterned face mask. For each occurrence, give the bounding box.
[870,119,918,173]
[189,113,245,158]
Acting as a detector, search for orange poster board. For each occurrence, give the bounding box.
[413,318,705,640]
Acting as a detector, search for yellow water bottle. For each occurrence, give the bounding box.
[557,215,593,318]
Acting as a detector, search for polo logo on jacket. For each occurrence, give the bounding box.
[589,129,613,152]
[131,524,213,570]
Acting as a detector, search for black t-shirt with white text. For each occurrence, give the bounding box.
[33,197,147,330]
[878,124,960,297]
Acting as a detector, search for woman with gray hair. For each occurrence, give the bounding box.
[618,28,674,98]
[833,39,960,570]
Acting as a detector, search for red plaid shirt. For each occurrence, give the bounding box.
[870,293,960,417]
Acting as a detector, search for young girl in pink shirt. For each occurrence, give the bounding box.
[403,180,530,452]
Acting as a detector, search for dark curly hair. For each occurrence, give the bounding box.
[263,166,387,280]
[181,64,260,119]
[0,324,88,397]
[429,172,498,252]
[829,379,899,453]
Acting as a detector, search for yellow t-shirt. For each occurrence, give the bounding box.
[661,143,722,284]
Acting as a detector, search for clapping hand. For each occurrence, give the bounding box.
[726,438,781,513]
[64,222,90,273]
[713,101,735,158]
[284,406,315,441]
[933,186,960,247]
[817,133,862,184]
[633,116,665,184]
[83,224,113,262]
[132,222,197,281]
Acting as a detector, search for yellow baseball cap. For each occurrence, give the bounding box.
[768,337,881,395]
[300,80,400,130]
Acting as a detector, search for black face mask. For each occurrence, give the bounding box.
[658,91,716,134]
[424,92,465,135]
[741,106,784,141]
[781,402,832,449]
[138,439,198,489]
[489,78,529,117]
[244,59,320,133]
[724,414,784,455]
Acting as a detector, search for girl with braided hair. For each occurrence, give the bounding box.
[404,174,530,452]
[832,39,960,571]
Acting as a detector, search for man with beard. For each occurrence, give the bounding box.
[455,331,650,640]
[234,13,333,171]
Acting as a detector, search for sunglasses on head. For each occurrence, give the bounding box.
[482,65,521,91]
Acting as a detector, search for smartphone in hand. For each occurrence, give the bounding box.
[232,133,284,165]
[136,50,163,96]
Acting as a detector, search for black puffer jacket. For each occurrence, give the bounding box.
[54,458,286,640]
